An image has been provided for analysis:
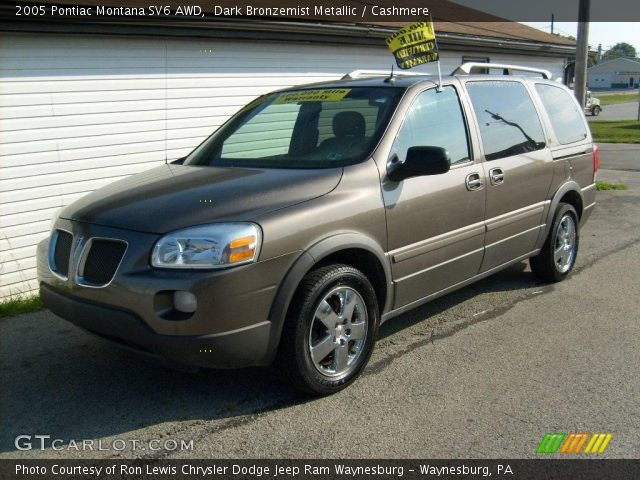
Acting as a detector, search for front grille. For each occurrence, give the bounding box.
[80,239,127,286]
[52,230,73,277]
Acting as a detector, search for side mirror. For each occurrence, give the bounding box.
[387,146,451,182]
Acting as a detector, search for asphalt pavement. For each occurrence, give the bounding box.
[598,143,640,172]
[587,101,639,121]
[2,159,640,459]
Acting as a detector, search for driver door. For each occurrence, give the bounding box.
[382,85,486,309]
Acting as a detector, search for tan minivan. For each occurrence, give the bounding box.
[38,64,598,394]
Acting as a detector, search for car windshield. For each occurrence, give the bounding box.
[184,87,404,169]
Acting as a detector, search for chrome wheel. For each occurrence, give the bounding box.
[554,214,576,273]
[308,286,368,378]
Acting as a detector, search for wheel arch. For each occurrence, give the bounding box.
[264,233,393,363]
[537,181,584,250]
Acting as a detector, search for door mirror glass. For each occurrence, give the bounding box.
[387,146,451,182]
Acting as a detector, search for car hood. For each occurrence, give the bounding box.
[61,164,342,234]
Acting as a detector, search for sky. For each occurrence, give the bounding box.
[451,0,640,56]
[522,22,640,56]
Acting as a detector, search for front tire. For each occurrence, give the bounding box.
[591,105,601,116]
[530,203,579,282]
[277,264,379,395]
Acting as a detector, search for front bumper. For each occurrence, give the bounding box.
[37,218,299,368]
[40,283,271,369]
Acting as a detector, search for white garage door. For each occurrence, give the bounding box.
[0,32,566,299]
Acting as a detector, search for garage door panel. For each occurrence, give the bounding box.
[0,161,162,193]
[0,86,273,107]
[1,129,211,160]
[0,231,49,253]
[4,118,215,144]
[1,109,164,131]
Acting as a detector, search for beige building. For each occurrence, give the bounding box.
[588,57,640,89]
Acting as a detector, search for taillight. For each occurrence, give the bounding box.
[593,144,599,181]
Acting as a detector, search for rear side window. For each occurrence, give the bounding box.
[467,81,546,161]
[535,84,588,144]
[391,86,471,165]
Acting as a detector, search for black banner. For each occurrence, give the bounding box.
[5,0,640,22]
[2,460,640,480]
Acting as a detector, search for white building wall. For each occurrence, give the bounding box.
[588,73,612,88]
[0,33,566,299]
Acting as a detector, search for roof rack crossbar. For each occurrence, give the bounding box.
[342,69,425,80]
[451,62,552,80]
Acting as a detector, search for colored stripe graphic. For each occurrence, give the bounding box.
[537,433,565,453]
[559,433,589,453]
[573,433,590,453]
[584,433,613,454]
[539,433,613,454]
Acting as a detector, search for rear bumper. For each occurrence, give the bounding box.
[580,183,597,228]
[41,283,272,369]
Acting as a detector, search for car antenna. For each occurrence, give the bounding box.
[384,64,396,83]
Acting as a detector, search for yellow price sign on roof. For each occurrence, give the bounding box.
[386,19,439,70]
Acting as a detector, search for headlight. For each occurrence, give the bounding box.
[151,223,261,269]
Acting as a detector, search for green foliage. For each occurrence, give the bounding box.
[603,42,637,60]
[590,121,640,144]
[599,94,638,106]
[0,295,44,319]
[596,181,628,191]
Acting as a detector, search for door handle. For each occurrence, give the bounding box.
[465,172,484,191]
[489,167,504,185]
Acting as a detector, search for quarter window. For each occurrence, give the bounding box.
[535,84,588,145]
[391,86,471,165]
[467,81,546,161]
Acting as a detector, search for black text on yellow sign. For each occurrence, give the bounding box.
[273,89,351,104]
[386,19,439,70]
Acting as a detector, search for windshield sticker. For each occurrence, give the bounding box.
[274,89,351,104]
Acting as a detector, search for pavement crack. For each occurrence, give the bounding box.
[138,396,299,460]
[365,234,640,378]
[572,235,640,275]
[364,288,541,377]
[128,231,640,457]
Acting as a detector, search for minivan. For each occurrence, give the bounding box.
[38,64,598,394]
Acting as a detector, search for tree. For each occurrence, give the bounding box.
[603,42,637,60]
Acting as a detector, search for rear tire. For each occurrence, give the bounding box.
[530,203,579,282]
[277,264,379,395]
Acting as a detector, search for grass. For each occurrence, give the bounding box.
[590,120,640,143]
[598,93,639,106]
[596,181,628,191]
[0,294,44,319]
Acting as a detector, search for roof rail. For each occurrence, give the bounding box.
[451,62,552,80]
[342,69,425,80]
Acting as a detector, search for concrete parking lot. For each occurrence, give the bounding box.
[1,150,639,460]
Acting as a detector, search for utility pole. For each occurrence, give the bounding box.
[551,14,554,35]
[574,0,590,108]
